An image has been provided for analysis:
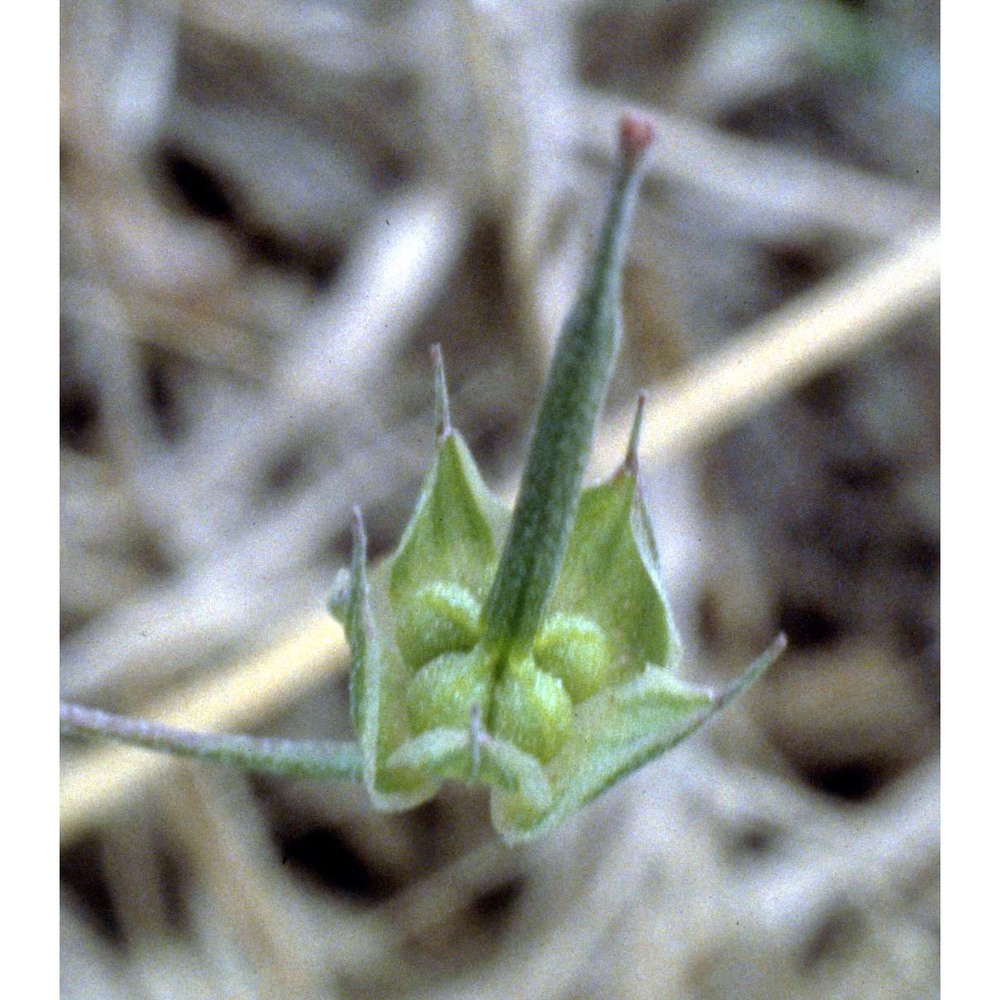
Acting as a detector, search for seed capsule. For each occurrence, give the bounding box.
[533,613,613,703]
[406,648,493,734]
[491,656,573,764]
[395,581,481,669]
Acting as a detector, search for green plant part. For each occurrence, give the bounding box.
[60,113,785,845]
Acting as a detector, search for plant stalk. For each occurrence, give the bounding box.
[480,115,654,657]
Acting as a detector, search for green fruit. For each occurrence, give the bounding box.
[491,656,573,764]
[395,581,481,669]
[407,648,493,734]
[534,613,613,703]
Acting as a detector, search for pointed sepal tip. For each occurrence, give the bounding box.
[623,391,647,475]
[431,343,451,440]
[712,633,788,714]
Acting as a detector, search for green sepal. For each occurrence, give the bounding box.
[489,665,712,842]
[548,463,682,683]
[386,727,474,782]
[387,727,552,814]
[388,430,509,625]
[339,510,439,810]
[331,408,514,812]
[479,736,553,813]
[490,636,787,843]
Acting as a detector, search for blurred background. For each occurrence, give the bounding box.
[59,1,939,997]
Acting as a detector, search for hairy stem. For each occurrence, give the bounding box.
[480,114,654,657]
[60,701,363,781]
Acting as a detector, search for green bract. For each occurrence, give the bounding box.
[60,114,784,845]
